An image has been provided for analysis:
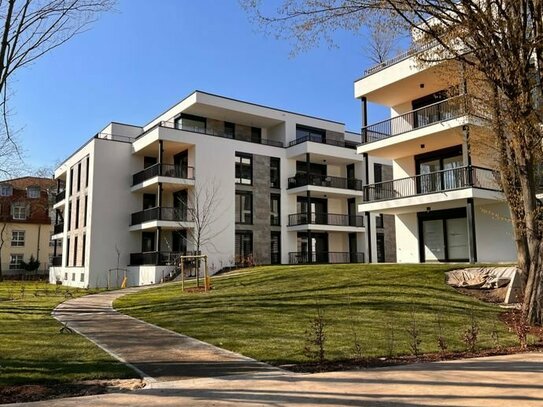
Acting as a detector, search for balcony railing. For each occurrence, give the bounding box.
[362,41,438,78]
[288,135,359,149]
[289,252,365,264]
[132,164,195,186]
[54,223,64,235]
[130,251,193,266]
[51,256,62,267]
[158,121,284,148]
[364,166,501,202]
[288,213,364,227]
[361,96,465,144]
[288,173,363,191]
[131,207,192,225]
[55,190,65,204]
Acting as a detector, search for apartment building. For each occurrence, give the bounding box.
[50,91,394,288]
[0,176,56,276]
[354,45,516,263]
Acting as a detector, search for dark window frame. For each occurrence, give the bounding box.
[270,157,280,188]
[270,193,281,226]
[235,153,253,185]
[235,191,253,225]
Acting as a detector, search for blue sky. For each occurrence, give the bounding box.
[13,0,386,169]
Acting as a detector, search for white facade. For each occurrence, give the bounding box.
[354,44,517,264]
[50,91,389,288]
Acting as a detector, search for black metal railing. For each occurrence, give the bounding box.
[289,252,365,264]
[288,173,363,191]
[270,215,281,226]
[288,213,364,227]
[130,251,185,266]
[361,96,465,144]
[51,256,62,266]
[159,121,284,148]
[55,190,65,203]
[132,164,195,186]
[130,207,192,225]
[288,135,358,149]
[362,41,437,77]
[54,223,64,235]
[270,252,281,265]
[364,165,501,202]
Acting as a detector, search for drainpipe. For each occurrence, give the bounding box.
[363,152,372,263]
[467,198,477,263]
[306,153,312,264]
[361,97,368,143]
[463,125,473,185]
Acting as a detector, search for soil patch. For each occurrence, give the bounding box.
[0,379,144,404]
[281,345,543,373]
[455,286,508,303]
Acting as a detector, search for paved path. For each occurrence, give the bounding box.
[11,353,543,406]
[52,286,279,382]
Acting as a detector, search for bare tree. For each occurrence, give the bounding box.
[243,0,543,325]
[0,0,114,173]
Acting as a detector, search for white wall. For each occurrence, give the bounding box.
[475,202,517,263]
[395,213,420,262]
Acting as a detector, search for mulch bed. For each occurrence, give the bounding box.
[454,286,509,303]
[0,379,144,405]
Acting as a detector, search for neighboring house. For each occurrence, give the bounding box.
[0,176,56,276]
[50,91,394,288]
[355,44,516,263]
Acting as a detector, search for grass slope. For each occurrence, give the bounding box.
[0,281,136,386]
[116,264,518,365]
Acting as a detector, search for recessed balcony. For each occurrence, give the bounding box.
[129,207,194,231]
[53,223,64,235]
[288,252,365,264]
[288,174,363,191]
[51,256,62,267]
[288,213,364,228]
[132,164,195,191]
[288,135,358,149]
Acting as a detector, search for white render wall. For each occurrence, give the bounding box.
[475,202,516,263]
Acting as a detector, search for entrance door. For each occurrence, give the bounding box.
[419,208,469,262]
[142,232,155,252]
[172,230,187,253]
[143,193,156,210]
[446,218,469,260]
[297,197,327,224]
[422,219,446,261]
[297,232,328,263]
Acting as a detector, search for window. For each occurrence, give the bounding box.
[270,157,280,188]
[74,236,78,266]
[11,231,25,247]
[0,184,12,196]
[85,156,90,188]
[251,127,262,143]
[80,273,85,282]
[67,202,72,231]
[235,191,253,224]
[175,113,206,133]
[72,273,76,281]
[84,195,88,227]
[296,125,325,143]
[66,237,70,267]
[12,204,26,220]
[77,162,81,192]
[376,214,384,229]
[270,194,280,226]
[82,234,86,266]
[9,254,23,269]
[271,232,281,265]
[69,168,74,196]
[64,272,68,280]
[27,186,40,198]
[235,154,252,185]
[224,122,235,138]
[75,198,80,229]
[235,231,253,262]
[374,163,383,183]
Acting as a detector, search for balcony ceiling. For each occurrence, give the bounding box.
[135,140,193,156]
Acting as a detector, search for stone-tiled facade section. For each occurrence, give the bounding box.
[381,164,396,262]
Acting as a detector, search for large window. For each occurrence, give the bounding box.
[416,146,464,193]
[11,231,25,247]
[235,153,252,185]
[0,184,12,196]
[271,232,281,264]
[225,122,235,138]
[12,204,26,220]
[235,191,253,224]
[175,113,206,133]
[235,231,253,262]
[9,254,23,269]
[251,127,262,143]
[296,125,325,143]
[270,157,280,188]
[270,194,280,226]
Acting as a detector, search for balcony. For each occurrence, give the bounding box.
[158,121,284,148]
[53,223,64,235]
[289,252,365,264]
[132,164,195,186]
[288,173,363,191]
[130,207,192,226]
[55,190,65,204]
[51,256,62,267]
[130,251,184,266]
[361,96,465,144]
[288,213,364,227]
[364,166,500,202]
[288,135,359,149]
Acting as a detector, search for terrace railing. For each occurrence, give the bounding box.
[130,207,192,225]
[288,213,364,227]
[132,164,195,186]
[288,173,363,191]
[288,252,365,264]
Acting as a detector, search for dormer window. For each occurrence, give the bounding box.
[0,184,12,196]
[12,204,27,220]
[27,186,40,198]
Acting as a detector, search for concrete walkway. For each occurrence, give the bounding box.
[11,352,543,406]
[52,286,280,382]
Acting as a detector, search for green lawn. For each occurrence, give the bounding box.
[116,264,520,365]
[0,281,136,386]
